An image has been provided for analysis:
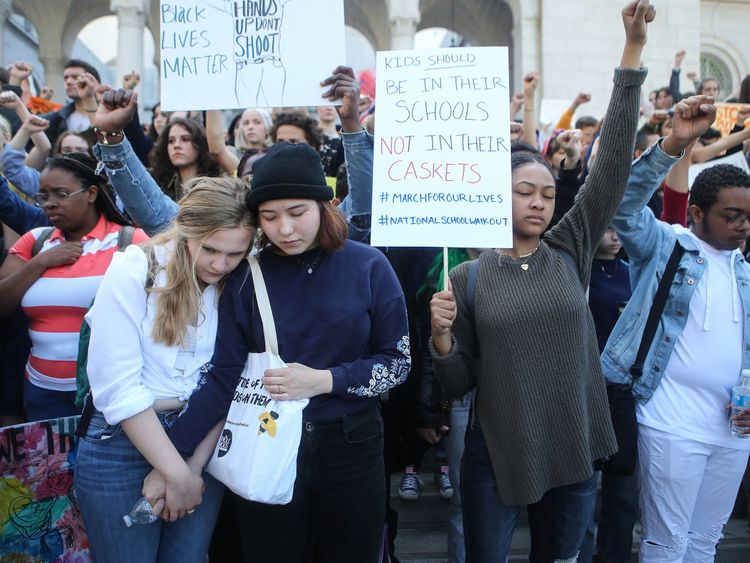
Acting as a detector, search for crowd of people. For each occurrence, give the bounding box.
[2,0,750,561]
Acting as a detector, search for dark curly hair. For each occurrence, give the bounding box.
[689,164,750,211]
[43,153,130,226]
[270,111,323,149]
[149,118,221,190]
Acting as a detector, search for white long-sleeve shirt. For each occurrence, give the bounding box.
[85,244,220,425]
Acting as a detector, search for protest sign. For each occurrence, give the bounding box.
[688,151,750,188]
[372,47,513,248]
[0,416,89,561]
[713,103,749,137]
[160,0,345,110]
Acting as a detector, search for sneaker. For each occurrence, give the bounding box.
[398,466,422,501]
[435,464,453,500]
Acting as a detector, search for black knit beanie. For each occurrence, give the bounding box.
[246,142,333,209]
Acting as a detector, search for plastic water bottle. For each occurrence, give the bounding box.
[123,496,158,527]
[730,369,750,438]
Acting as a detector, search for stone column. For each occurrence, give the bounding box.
[37,53,67,104]
[111,0,146,91]
[0,0,11,68]
[388,0,420,50]
[389,17,419,50]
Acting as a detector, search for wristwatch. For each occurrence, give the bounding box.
[94,127,125,145]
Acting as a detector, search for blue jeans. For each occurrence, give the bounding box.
[462,425,597,562]
[445,391,472,563]
[234,404,386,563]
[74,410,224,563]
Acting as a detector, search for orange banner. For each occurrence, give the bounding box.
[714,103,749,137]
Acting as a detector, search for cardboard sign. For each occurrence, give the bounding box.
[372,47,513,248]
[714,103,750,137]
[689,151,750,188]
[0,417,90,561]
[160,0,345,110]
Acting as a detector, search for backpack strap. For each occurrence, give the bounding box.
[31,227,55,257]
[76,239,152,439]
[556,247,577,275]
[465,258,480,321]
[143,246,156,290]
[33,225,133,260]
[117,226,135,251]
[463,258,481,429]
[629,240,683,383]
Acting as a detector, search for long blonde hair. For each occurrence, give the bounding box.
[145,176,255,346]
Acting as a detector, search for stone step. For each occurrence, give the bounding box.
[395,520,750,563]
[391,470,750,563]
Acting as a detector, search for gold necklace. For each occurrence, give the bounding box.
[495,243,540,271]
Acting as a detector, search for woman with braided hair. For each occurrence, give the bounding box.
[0,152,147,420]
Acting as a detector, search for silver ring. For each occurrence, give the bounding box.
[276,384,281,394]
[187,509,195,515]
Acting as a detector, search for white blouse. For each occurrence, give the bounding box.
[86,244,220,425]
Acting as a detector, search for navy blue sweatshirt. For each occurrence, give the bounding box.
[168,240,411,456]
[589,258,632,352]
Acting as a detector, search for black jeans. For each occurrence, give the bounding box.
[235,404,386,563]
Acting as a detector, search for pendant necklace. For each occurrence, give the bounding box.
[297,250,323,274]
[599,260,618,279]
[496,243,540,271]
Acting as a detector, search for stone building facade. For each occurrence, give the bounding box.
[3,0,748,118]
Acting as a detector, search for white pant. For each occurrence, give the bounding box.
[638,424,749,563]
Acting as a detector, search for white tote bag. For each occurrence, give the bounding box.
[207,255,307,504]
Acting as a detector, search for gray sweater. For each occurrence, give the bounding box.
[431,67,647,505]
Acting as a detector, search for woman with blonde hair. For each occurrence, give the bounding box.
[235,108,273,151]
[206,107,273,177]
[74,176,255,562]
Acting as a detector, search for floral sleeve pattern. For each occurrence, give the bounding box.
[347,335,411,397]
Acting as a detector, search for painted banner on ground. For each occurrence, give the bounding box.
[159,0,345,110]
[372,47,513,248]
[0,417,90,561]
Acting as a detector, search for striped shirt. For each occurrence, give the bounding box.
[9,216,148,391]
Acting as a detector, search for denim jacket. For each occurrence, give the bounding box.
[338,129,373,243]
[3,145,40,196]
[601,140,750,402]
[93,138,178,236]
[0,175,48,234]
[94,130,374,239]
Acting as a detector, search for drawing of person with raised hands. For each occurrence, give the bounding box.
[205,0,292,107]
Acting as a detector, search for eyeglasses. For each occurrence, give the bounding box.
[723,213,750,229]
[32,187,89,207]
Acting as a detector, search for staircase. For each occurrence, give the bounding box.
[391,461,750,563]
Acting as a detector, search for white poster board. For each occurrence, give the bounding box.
[688,151,750,188]
[372,47,513,248]
[159,0,345,110]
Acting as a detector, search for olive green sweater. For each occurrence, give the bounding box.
[431,67,647,505]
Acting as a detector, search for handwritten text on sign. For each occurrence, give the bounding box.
[372,48,512,248]
[159,0,345,110]
[713,103,750,138]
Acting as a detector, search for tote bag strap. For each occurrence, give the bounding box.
[248,255,279,356]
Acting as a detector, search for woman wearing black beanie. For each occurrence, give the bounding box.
[167,140,410,563]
